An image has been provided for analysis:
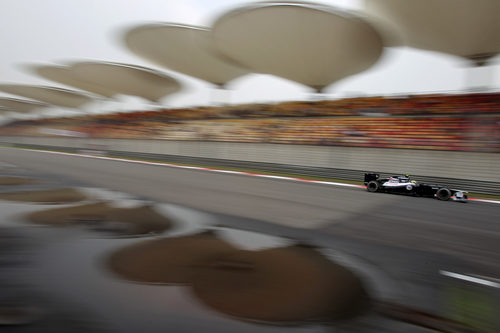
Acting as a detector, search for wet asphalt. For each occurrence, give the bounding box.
[1,146,499,332]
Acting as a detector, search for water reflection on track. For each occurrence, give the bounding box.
[0,163,498,332]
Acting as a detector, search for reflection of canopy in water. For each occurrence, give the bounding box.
[192,245,368,322]
[30,65,117,98]
[108,229,368,323]
[70,61,182,102]
[0,188,86,203]
[27,202,172,236]
[212,1,383,92]
[0,84,94,108]
[124,23,249,87]
[364,0,500,66]
[108,232,238,284]
[0,176,38,185]
[0,97,50,113]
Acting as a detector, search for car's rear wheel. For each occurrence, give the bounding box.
[367,181,380,192]
[436,188,451,201]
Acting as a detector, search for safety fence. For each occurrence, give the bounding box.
[2,136,499,195]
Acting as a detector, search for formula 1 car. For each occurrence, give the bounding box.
[364,173,468,202]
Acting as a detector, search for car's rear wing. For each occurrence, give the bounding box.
[364,173,380,185]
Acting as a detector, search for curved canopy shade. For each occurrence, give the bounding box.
[0,84,93,108]
[0,107,18,118]
[125,23,249,87]
[364,0,500,66]
[0,97,50,113]
[70,61,182,102]
[212,1,383,92]
[30,65,117,98]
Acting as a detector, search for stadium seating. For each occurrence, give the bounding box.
[1,92,499,152]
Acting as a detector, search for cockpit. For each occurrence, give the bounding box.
[389,176,410,183]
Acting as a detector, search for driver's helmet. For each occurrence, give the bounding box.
[404,174,410,178]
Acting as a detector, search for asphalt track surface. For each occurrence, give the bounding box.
[2,146,500,274]
[3,146,500,332]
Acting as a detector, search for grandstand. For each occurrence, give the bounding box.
[1,92,499,152]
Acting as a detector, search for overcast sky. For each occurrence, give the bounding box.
[0,0,499,120]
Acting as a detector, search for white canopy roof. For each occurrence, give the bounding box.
[125,23,249,87]
[31,65,117,98]
[364,0,500,65]
[212,1,383,91]
[0,97,50,113]
[70,61,182,102]
[0,84,94,108]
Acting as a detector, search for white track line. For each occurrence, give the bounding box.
[470,274,500,284]
[439,270,500,288]
[15,148,500,204]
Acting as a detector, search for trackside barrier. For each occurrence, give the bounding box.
[1,136,499,195]
[107,150,500,194]
[3,136,500,181]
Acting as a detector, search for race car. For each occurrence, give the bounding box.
[364,173,468,202]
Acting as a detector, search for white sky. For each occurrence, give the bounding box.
[0,0,499,120]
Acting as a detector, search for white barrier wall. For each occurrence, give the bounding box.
[2,136,499,182]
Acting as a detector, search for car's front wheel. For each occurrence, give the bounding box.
[367,181,380,192]
[436,188,451,201]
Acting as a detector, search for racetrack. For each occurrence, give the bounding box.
[2,146,500,275]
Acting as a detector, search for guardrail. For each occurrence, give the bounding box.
[3,138,500,195]
[103,150,500,195]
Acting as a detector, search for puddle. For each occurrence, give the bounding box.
[26,236,328,333]
[190,245,369,323]
[1,197,372,331]
[107,231,238,285]
[0,176,38,186]
[319,248,403,302]
[26,202,173,237]
[78,187,147,207]
[0,172,382,332]
[154,203,217,236]
[0,201,83,228]
[212,226,291,251]
[0,188,86,203]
